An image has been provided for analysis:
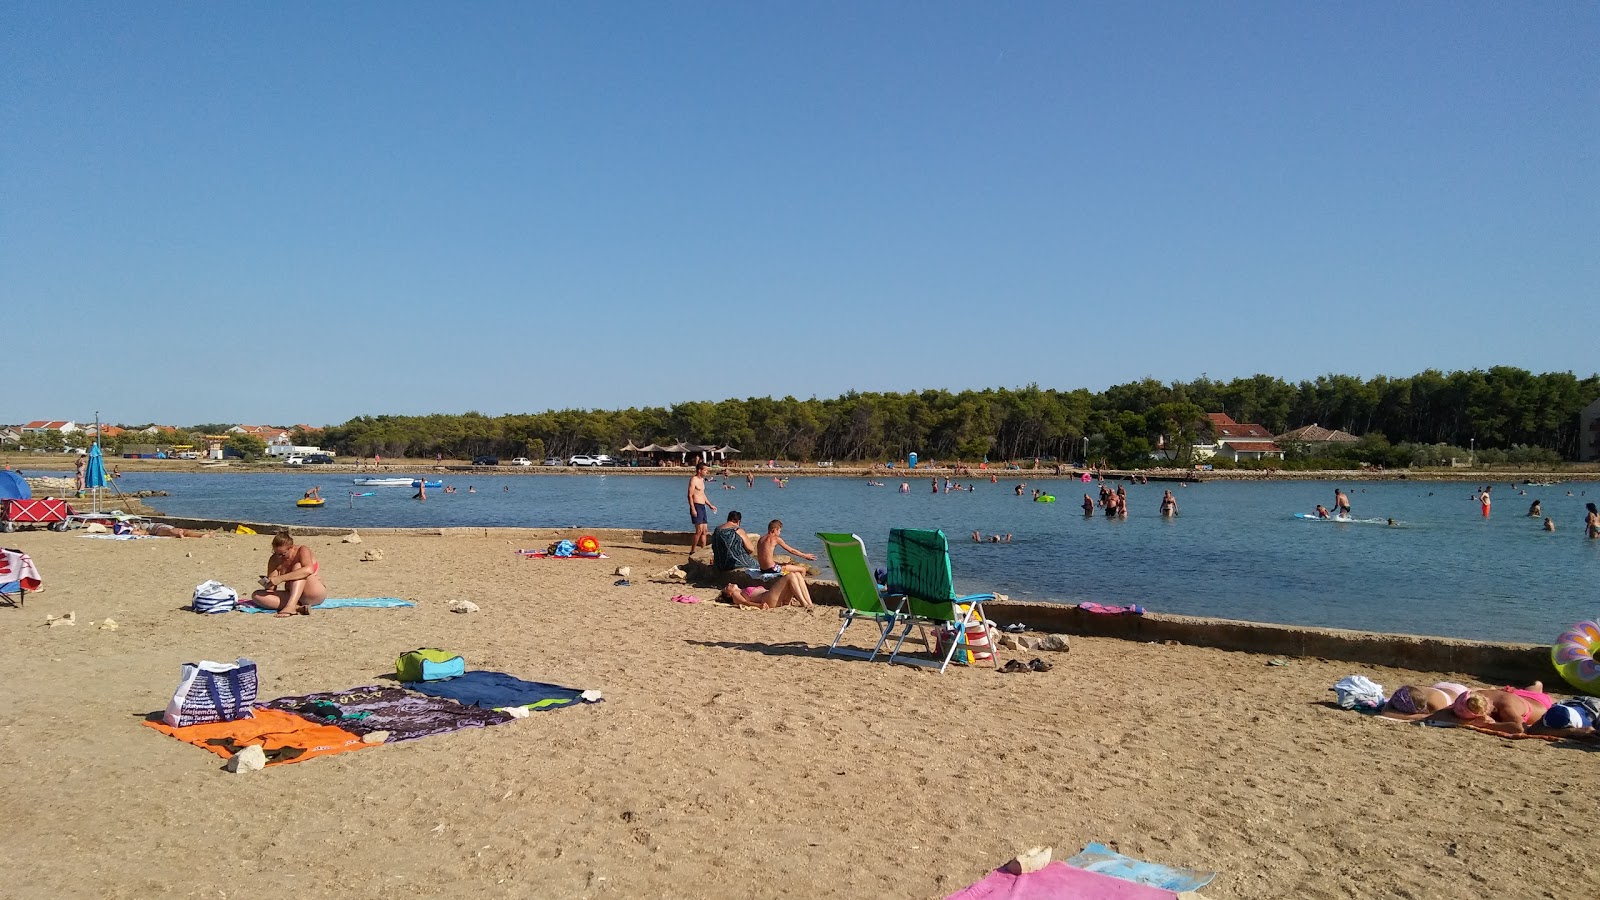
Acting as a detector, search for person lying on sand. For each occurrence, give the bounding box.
[134,522,211,538]
[251,530,327,617]
[1433,682,1553,734]
[1529,697,1600,740]
[1381,682,1469,721]
[720,572,814,609]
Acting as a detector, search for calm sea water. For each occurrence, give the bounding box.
[80,470,1600,643]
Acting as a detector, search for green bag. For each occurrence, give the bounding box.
[395,648,465,682]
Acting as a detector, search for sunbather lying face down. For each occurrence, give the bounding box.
[1381,682,1468,721]
[1437,682,1553,734]
[134,523,210,538]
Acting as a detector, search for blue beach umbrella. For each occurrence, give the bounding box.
[85,442,108,512]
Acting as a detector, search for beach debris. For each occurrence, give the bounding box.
[1033,634,1070,653]
[1028,657,1053,672]
[342,532,362,544]
[185,552,192,558]
[97,618,119,631]
[1003,846,1052,875]
[504,706,530,719]
[993,593,1010,604]
[654,566,687,583]
[226,745,267,774]
[580,689,603,703]
[670,595,701,604]
[1266,658,1290,667]
[360,549,384,562]
[361,731,390,744]
[448,600,479,614]
[84,522,108,534]
[613,566,630,578]
[613,578,631,586]
[45,611,76,627]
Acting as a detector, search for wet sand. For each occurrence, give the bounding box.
[1,528,1595,899]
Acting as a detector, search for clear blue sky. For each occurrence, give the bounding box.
[3,2,1595,427]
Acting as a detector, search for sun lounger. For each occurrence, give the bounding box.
[884,528,998,673]
[816,532,904,660]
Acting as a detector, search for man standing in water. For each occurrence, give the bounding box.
[1333,488,1352,518]
[687,463,716,560]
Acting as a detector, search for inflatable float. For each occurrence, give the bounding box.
[295,498,325,508]
[1034,494,1055,503]
[1552,621,1600,695]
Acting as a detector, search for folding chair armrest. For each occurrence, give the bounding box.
[954,592,997,605]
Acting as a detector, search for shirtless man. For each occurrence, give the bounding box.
[687,463,716,559]
[1586,503,1599,540]
[757,519,816,575]
[1333,488,1351,518]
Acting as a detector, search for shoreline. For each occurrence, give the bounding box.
[8,452,1594,483]
[133,520,1563,682]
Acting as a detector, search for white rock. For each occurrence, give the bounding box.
[226,745,267,773]
[343,532,363,544]
[613,566,631,578]
[1034,634,1070,652]
[361,731,390,744]
[580,689,604,703]
[97,618,119,631]
[84,523,108,534]
[46,611,76,627]
[360,549,384,562]
[503,706,530,719]
[448,600,479,614]
[1003,846,1052,875]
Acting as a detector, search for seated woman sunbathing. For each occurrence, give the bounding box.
[250,530,327,617]
[1436,682,1554,734]
[1381,682,1470,721]
[720,572,814,609]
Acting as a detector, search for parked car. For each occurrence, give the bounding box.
[543,458,564,467]
[509,457,532,466]
[283,455,305,467]
[595,454,618,467]
[472,456,499,466]
[568,455,599,467]
[305,454,336,464]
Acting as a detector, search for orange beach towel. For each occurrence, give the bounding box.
[143,708,371,766]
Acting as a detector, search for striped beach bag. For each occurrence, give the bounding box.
[162,658,259,726]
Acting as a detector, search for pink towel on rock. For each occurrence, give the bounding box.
[0,548,42,591]
[946,862,1178,900]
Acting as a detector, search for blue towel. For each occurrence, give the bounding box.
[406,670,597,711]
[236,597,414,613]
[1063,843,1216,892]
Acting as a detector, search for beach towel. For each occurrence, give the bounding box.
[0,548,43,592]
[518,550,608,559]
[1077,602,1144,615]
[945,861,1181,899]
[142,708,370,766]
[1063,843,1216,892]
[78,533,150,541]
[405,671,601,712]
[262,685,512,741]
[236,597,414,613]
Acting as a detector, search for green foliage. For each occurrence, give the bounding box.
[312,368,1599,466]
[224,433,267,460]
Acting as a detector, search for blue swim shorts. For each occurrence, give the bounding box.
[690,503,709,525]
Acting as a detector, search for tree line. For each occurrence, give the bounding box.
[308,368,1597,467]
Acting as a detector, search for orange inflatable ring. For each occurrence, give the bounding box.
[576,535,601,554]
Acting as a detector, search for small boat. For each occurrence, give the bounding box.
[296,498,326,508]
[352,477,415,487]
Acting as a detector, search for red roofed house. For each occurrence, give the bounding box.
[21,420,79,434]
[229,424,291,441]
[1195,413,1285,462]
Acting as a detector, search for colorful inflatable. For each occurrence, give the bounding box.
[576,535,601,554]
[1552,620,1600,695]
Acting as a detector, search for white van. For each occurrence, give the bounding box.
[283,455,305,467]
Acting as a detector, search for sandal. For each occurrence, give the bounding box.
[1028,657,1053,672]
[999,659,1029,674]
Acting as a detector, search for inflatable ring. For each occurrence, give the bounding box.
[576,535,601,554]
[1552,620,1600,694]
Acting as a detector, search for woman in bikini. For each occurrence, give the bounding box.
[1586,503,1600,540]
[251,530,327,617]
[1381,682,1470,721]
[1438,682,1554,734]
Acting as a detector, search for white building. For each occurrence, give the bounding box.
[1194,413,1285,462]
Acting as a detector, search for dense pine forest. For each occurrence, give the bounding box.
[311,368,1598,468]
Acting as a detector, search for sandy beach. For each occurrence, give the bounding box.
[2,527,1596,899]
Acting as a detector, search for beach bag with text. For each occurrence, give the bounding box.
[191,580,238,614]
[162,658,259,726]
[396,648,466,682]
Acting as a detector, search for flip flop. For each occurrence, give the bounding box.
[614,579,632,586]
[1028,657,1053,672]
[670,594,701,604]
[999,659,1029,674]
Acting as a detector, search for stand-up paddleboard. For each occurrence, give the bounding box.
[1293,513,1390,525]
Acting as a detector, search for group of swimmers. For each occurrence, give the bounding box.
[1382,680,1598,738]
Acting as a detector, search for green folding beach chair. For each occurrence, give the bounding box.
[816,532,904,660]
[884,528,998,673]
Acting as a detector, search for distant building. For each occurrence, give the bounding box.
[229,424,291,441]
[21,420,78,434]
[1195,413,1285,462]
[0,426,22,448]
[1581,398,1600,462]
[1276,424,1361,451]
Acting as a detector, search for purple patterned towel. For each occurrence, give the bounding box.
[263,685,513,742]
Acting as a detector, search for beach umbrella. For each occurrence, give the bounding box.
[85,442,108,513]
